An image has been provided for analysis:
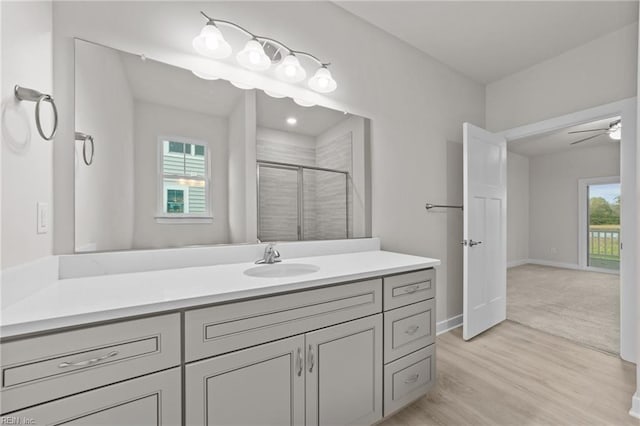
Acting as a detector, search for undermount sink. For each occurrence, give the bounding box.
[244,263,320,278]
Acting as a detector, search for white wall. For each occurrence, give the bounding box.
[132,101,229,249]
[1,1,53,268]
[529,144,620,265]
[74,41,135,252]
[487,23,638,132]
[48,1,485,323]
[507,151,530,265]
[316,115,369,238]
[227,91,257,244]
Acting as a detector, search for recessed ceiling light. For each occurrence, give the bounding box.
[286,117,297,126]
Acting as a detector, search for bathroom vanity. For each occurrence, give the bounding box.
[0,248,438,425]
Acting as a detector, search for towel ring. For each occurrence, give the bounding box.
[14,85,58,141]
[75,132,95,166]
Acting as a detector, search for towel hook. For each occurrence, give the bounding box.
[14,85,58,141]
[75,132,95,166]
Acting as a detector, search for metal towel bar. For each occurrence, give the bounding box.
[14,85,58,141]
[425,203,463,211]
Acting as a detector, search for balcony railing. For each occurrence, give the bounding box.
[589,226,620,269]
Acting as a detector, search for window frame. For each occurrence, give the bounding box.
[155,135,213,223]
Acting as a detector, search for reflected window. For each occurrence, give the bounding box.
[159,138,210,218]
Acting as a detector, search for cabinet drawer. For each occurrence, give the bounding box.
[383,269,435,311]
[1,314,181,414]
[7,368,181,425]
[185,279,382,361]
[383,345,435,417]
[384,299,435,362]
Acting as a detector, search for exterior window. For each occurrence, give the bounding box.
[158,138,211,220]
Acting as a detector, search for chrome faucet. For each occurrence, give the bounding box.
[255,243,281,264]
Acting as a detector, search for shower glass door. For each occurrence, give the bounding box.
[257,164,300,242]
[257,162,349,242]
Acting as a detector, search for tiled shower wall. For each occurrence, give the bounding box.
[257,126,352,241]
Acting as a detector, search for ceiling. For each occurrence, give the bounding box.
[256,92,350,137]
[508,116,621,157]
[336,1,639,83]
[120,51,243,117]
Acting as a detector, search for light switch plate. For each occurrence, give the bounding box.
[37,202,48,234]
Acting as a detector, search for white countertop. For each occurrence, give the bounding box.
[1,250,439,339]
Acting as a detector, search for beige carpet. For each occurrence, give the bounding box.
[507,264,619,354]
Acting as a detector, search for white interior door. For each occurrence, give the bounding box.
[463,122,507,340]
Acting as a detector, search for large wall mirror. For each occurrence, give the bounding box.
[74,39,371,253]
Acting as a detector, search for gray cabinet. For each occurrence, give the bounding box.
[186,314,383,426]
[185,335,305,426]
[8,368,181,426]
[305,314,383,426]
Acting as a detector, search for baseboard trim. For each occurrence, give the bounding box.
[436,314,463,335]
[507,259,528,268]
[630,392,640,419]
[526,259,582,270]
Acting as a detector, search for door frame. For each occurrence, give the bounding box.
[578,175,621,274]
[497,97,637,363]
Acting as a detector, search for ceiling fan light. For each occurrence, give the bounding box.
[236,39,271,71]
[193,23,232,59]
[275,54,306,83]
[308,66,337,93]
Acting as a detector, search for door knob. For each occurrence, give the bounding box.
[469,240,483,247]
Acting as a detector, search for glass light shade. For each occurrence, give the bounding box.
[275,54,306,83]
[609,126,621,140]
[293,98,315,107]
[236,40,271,71]
[193,24,232,59]
[263,89,286,99]
[192,70,219,80]
[230,80,255,90]
[308,67,337,93]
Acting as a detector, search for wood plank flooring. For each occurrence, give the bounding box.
[380,321,638,426]
[507,264,619,354]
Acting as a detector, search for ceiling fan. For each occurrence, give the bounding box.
[569,119,621,145]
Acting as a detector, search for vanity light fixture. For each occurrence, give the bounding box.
[193,11,336,93]
[275,54,306,83]
[236,39,271,71]
[286,117,297,126]
[191,70,219,80]
[293,98,315,107]
[308,66,337,93]
[192,22,232,59]
[263,89,286,98]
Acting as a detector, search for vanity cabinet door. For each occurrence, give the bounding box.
[185,335,305,426]
[305,314,383,426]
[7,368,181,426]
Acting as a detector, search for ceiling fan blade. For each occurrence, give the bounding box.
[568,128,609,134]
[570,133,607,145]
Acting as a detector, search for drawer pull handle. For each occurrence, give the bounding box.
[405,325,420,335]
[308,345,315,373]
[404,373,420,384]
[58,350,119,368]
[403,285,420,294]
[296,347,303,377]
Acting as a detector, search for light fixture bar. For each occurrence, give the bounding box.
[199,11,329,67]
